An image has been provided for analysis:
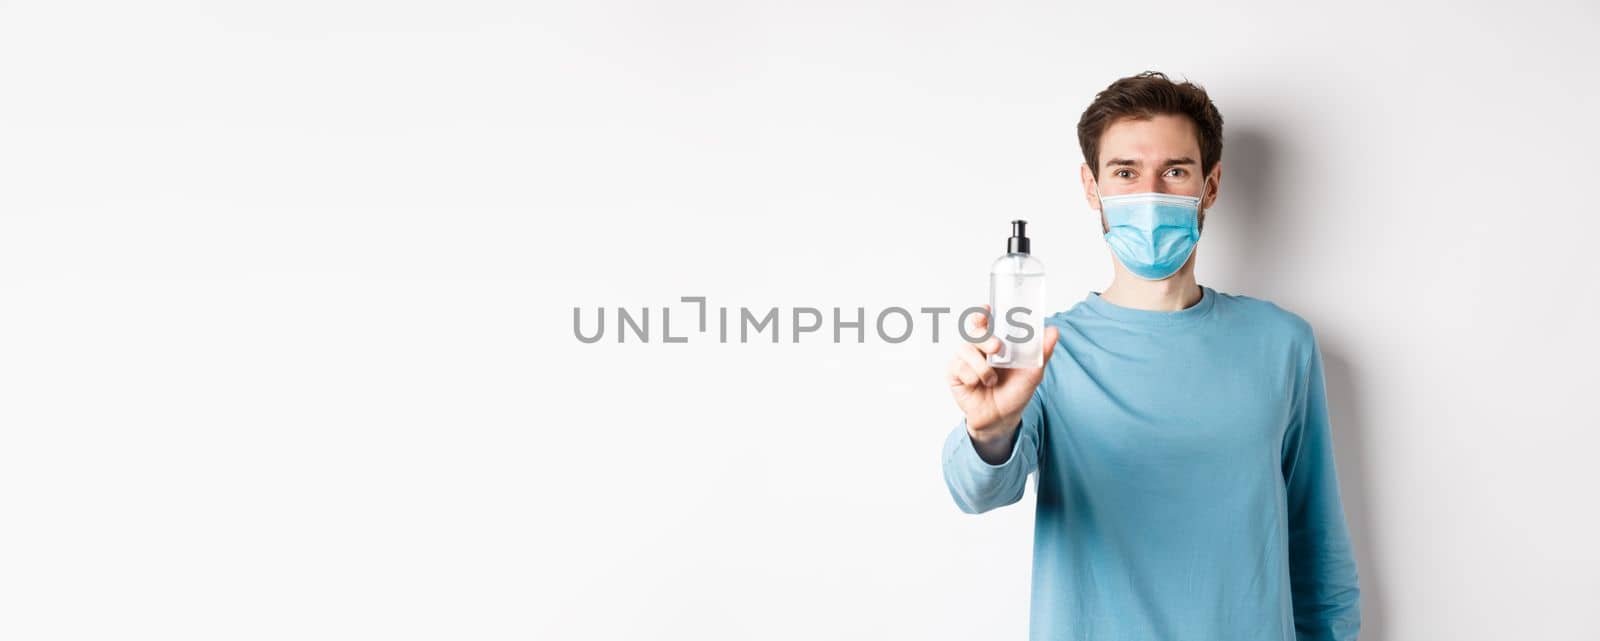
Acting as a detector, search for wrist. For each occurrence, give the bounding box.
[967,414,1021,442]
[967,421,1019,466]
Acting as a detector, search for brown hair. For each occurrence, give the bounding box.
[1077,71,1224,180]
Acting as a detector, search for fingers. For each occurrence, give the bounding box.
[949,304,1013,389]
[968,304,990,336]
[957,344,998,387]
[965,306,1003,357]
[948,344,998,388]
[946,353,978,387]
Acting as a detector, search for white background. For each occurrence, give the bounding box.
[3,1,1598,639]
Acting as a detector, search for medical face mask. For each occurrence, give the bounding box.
[1094,177,1209,281]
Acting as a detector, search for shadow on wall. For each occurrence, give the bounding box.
[1209,127,1288,291]
[1222,126,1389,640]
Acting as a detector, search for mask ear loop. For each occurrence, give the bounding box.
[1092,175,1104,214]
[1092,176,1111,236]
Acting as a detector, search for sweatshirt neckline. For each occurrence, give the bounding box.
[1082,284,1217,327]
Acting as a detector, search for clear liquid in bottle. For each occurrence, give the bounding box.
[988,220,1047,369]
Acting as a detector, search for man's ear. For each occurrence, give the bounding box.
[1202,163,1221,210]
[1080,162,1100,211]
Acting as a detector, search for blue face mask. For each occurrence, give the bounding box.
[1094,177,1209,281]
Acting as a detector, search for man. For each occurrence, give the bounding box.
[941,71,1361,640]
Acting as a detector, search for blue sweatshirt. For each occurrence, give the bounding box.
[942,285,1360,640]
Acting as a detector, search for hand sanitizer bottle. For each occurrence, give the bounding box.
[988,220,1046,368]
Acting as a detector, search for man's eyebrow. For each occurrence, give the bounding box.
[1104,156,1198,168]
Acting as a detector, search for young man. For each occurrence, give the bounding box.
[941,72,1361,640]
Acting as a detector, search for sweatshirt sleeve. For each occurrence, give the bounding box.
[1281,329,1362,641]
[941,386,1046,514]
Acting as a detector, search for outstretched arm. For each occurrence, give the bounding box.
[942,386,1045,514]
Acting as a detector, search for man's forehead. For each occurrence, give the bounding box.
[1099,116,1200,165]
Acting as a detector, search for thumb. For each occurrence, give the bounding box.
[1010,326,1059,386]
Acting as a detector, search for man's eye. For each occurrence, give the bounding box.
[1166,168,1187,177]
[1115,170,1133,179]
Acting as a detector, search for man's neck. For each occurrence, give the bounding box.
[1099,270,1203,312]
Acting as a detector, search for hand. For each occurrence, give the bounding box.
[947,305,1059,455]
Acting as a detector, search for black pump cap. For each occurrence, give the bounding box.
[1007,219,1031,254]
